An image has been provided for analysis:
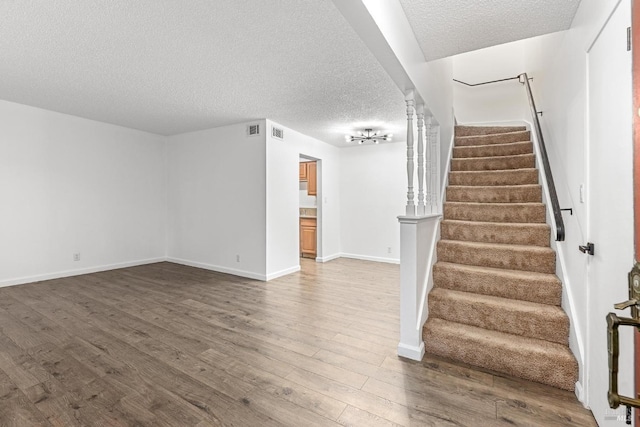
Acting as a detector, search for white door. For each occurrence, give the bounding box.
[586,0,634,422]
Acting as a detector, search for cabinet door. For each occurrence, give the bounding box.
[307,162,317,196]
[300,226,316,257]
[300,218,316,258]
[299,163,308,181]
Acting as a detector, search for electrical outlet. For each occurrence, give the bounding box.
[73,253,81,262]
[236,255,240,263]
[387,247,392,254]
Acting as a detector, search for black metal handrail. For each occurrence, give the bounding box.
[453,73,565,241]
[453,76,521,86]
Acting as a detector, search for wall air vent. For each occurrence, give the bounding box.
[247,124,260,137]
[272,126,284,140]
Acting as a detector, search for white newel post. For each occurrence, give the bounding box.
[405,93,416,217]
[416,105,425,216]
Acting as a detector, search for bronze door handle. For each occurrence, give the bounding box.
[606,313,640,409]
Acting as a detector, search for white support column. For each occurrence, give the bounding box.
[416,104,425,216]
[405,92,416,217]
[430,124,440,213]
[424,116,432,211]
[397,215,440,361]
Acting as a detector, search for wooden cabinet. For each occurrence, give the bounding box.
[300,217,316,258]
[299,161,317,196]
[307,162,317,196]
[299,163,308,181]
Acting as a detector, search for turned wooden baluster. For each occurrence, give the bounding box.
[416,104,426,216]
[405,93,416,217]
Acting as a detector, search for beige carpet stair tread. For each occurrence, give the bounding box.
[437,240,556,273]
[428,288,568,344]
[452,153,535,171]
[444,201,546,223]
[423,318,577,390]
[455,130,531,146]
[441,219,550,246]
[455,125,527,137]
[433,262,561,305]
[453,141,533,159]
[447,184,542,203]
[449,169,539,186]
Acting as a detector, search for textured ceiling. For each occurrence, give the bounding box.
[398,0,581,61]
[0,1,406,145]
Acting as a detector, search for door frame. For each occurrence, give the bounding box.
[299,154,321,261]
[633,0,640,422]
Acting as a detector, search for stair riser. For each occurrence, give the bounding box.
[452,154,535,171]
[423,323,577,391]
[428,293,568,344]
[455,126,527,137]
[447,186,542,203]
[449,170,538,186]
[441,221,549,246]
[437,241,556,274]
[433,263,561,305]
[456,131,531,146]
[444,203,546,223]
[453,142,533,159]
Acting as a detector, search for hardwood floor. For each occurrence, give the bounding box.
[0,259,595,426]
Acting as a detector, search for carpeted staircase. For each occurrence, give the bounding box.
[422,125,578,391]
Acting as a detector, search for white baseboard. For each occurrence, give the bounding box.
[166,257,267,281]
[340,253,400,264]
[316,253,341,263]
[397,342,425,361]
[265,265,300,281]
[0,257,166,288]
[574,380,586,406]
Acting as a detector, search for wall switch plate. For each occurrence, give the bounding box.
[579,184,585,203]
[236,255,240,262]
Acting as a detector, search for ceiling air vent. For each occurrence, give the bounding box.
[272,126,284,140]
[247,124,260,137]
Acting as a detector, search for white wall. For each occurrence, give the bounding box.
[265,120,341,278]
[0,100,166,286]
[451,32,565,125]
[167,121,268,280]
[340,142,406,263]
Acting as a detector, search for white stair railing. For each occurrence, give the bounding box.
[398,93,443,361]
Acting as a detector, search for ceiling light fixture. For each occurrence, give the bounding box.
[344,128,392,144]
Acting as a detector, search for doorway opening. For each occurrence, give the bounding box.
[299,155,320,268]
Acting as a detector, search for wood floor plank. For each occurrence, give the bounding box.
[337,405,403,427]
[0,258,594,426]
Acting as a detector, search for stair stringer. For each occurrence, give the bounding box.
[524,118,585,401]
